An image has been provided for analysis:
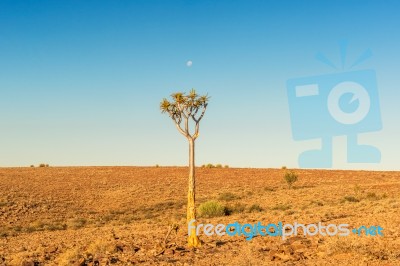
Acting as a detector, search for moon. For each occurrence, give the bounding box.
[186,60,193,67]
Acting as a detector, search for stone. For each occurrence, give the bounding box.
[76,257,86,266]
[44,246,58,254]
[22,261,35,266]
[275,252,291,262]
[164,249,174,256]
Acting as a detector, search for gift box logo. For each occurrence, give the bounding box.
[287,45,382,168]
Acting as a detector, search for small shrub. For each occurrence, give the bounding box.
[13,226,22,232]
[218,192,238,201]
[311,200,324,206]
[68,218,87,229]
[285,210,296,215]
[25,226,36,233]
[224,165,229,168]
[228,203,246,214]
[39,163,49,168]
[344,195,360,203]
[198,201,226,218]
[271,204,291,211]
[46,223,67,231]
[30,220,45,231]
[366,192,387,200]
[205,163,215,168]
[248,204,263,213]
[366,192,378,200]
[155,164,159,168]
[30,165,34,168]
[281,166,287,169]
[284,171,298,189]
[215,164,222,168]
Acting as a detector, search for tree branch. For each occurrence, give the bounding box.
[194,104,207,123]
[161,90,209,141]
[184,115,189,135]
[191,106,200,119]
[176,102,188,119]
[193,121,200,140]
[175,121,188,137]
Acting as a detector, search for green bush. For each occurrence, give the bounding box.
[198,201,226,218]
[284,171,298,189]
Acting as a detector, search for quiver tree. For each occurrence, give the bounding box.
[160,89,209,247]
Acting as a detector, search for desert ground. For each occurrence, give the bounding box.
[0,166,399,265]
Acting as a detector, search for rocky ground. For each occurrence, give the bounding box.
[0,167,399,265]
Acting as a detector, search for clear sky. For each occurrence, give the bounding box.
[0,0,399,169]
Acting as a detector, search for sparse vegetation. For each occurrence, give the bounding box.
[343,195,360,203]
[264,186,276,192]
[284,170,298,189]
[201,163,226,168]
[39,163,49,167]
[311,200,324,206]
[218,192,239,201]
[271,204,292,211]
[68,218,87,229]
[248,204,263,212]
[226,203,246,214]
[0,167,398,265]
[366,191,387,201]
[366,192,379,200]
[198,201,227,218]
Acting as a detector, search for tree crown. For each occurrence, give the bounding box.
[160,89,209,139]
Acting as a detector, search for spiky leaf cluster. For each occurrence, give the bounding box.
[160,89,209,139]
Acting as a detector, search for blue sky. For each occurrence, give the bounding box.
[0,0,399,169]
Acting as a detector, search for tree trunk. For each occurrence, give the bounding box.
[187,137,201,247]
